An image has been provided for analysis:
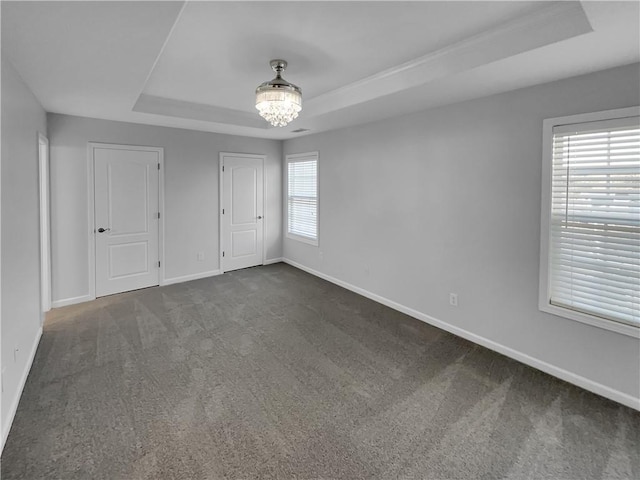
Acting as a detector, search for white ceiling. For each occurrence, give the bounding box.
[2,1,639,140]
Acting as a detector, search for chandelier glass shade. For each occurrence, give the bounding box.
[255,60,302,127]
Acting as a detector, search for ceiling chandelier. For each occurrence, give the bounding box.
[255,59,302,127]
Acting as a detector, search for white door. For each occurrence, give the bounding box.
[94,145,161,297]
[221,153,264,272]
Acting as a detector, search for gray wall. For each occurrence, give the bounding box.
[48,114,282,304]
[1,57,47,446]
[283,63,640,402]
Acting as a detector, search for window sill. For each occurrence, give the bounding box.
[286,232,318,247]
[539,302,639,338]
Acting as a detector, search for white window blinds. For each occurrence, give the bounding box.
[549,116,640,327]
[287,153,318,244]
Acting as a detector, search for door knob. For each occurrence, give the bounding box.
[97,227,111,233]
[257,216,263,219]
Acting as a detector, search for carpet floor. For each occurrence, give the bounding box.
[1,263,638,479]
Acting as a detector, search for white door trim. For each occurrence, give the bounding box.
[38,132,51,316]
[218,152,266,274]
[87,142,165,301]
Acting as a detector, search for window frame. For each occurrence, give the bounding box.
[539,106,640,338]
[285,151,319,246]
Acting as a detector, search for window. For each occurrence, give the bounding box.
[286,152,318,245]
[540,107,639,337]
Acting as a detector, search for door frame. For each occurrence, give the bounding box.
[87,142,165,300]
[218,152,267,274]
[38,132,51,316]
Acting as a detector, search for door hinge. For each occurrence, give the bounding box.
[157,163,160,170]
[222,251,225,257]
[222,208,225,215]
[222,165,225,172]
[158,261,161,267]
[157,212,161,219]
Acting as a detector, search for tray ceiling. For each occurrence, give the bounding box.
[2,1,639,139]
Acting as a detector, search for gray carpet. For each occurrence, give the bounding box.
[1,263,638,479]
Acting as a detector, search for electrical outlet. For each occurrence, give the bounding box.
[197,252,205,261]
[449,293,459,307]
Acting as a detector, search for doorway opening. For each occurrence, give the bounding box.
[38,133,51,316]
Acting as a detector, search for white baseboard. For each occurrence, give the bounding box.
[282,258,640,411]
[1,326,43,453]
[51,294,94,308]
[263,257,284,265]
[163,269,221,286]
